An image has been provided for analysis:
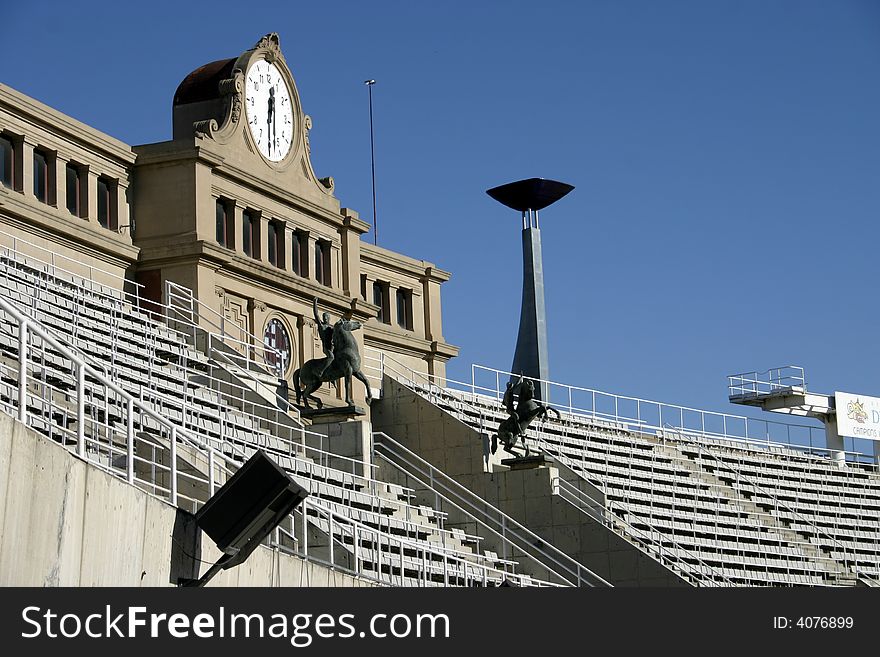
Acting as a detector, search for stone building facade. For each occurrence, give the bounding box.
[0,33,458,408]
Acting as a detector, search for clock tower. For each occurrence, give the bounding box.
[130,33,458,407]
[171,33,333,199]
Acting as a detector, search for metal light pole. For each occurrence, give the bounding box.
[486,178,574,401]
[364,79,377,245]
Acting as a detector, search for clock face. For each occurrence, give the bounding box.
[245,60,294,162]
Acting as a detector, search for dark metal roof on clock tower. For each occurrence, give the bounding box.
[173,58,236,106]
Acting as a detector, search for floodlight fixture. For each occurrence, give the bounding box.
[180,449,308,587]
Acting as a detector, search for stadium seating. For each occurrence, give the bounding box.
[369,355,880,587]
[6,230,875,587]
[0,244,561,587]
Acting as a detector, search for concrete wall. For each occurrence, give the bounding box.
[372,377,688,587]
[0,412,374,588]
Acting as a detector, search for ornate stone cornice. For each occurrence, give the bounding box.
[248,299,267,313]
[255,33,281,57]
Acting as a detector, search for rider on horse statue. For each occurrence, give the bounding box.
[292,299,373,409]
[492,374,560,457]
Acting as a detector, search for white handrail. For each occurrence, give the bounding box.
[165,280,285,378]
[0,297,552,587]
[728,365,807,398]
[368,349,880,586]
[364,347,874,461]
[468,362,836,454]
[0,251,317,473]
[550,475,735,587]
[0,227,142,293]
[372,431,611,587]
[661,425,880,587]
[0,254,353,475]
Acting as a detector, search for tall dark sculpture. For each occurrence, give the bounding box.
[492,375,560,456]
[293,299,373,409]
[487,178,573,400]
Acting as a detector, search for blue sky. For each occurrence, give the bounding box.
[3,1,880,432]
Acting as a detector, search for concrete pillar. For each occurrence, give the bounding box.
[411,288,426,337]
[330,242,341,291]
[825,417,846,467]
[307,419,372,478]
[55,152,69,213]
[283,224,295,274]
[232,202,245,257]
[258,212,270,265]
[387,283,399,328]
[339,210,362,297]
[422,268,445,343]
[55,152,79,217]
[85,169,99,226]
[363,274,374,304]
[194,160,216,240]
[248,299,268,359]
[296,315,317,368]
[306,235,317,283]
[20,138,35,200]
[116,180,130,235]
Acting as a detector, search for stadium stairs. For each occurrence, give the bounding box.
[368,354,880,587]
[0,244,572,587]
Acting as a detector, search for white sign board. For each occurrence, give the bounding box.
[836,391,880,440]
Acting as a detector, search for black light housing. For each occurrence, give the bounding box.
[181,450,308,586]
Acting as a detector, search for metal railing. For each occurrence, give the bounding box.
[0,247,481,550]
[371,431,611,587]
[0,301,460,548]
[0,227,145,304]
[0,248,395,487]
[660,425,880,587]
[468,363,838,454]
[364,347,874,460]
[165,280,284,379]
[366,353,738,586]
[550,475,735,587]
[471,395,872,586]
[277,499,554,587]
[0,236,288,415]
[728,366,807,399]
[0,253,343,471]
[366,349,880,585]
[0,295,552,587]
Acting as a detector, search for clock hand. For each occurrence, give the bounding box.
[267,87,276,155]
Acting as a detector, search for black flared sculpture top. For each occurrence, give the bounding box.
[486,178,574,212]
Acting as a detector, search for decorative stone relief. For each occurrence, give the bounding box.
[248,299,267,313]
[223,295,249,354]
[217,70,244,125]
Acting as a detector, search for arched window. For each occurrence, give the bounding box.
[264,318,292,375]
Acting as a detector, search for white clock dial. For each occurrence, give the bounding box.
[245,60,294,162]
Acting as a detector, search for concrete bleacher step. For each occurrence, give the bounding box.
[652,443,863,586]
[0,270,487,587]
[402,379,880,587]
[303,512,490,585]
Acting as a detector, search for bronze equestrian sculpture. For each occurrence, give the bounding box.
[492,375,560,456]
[292,300,373,409]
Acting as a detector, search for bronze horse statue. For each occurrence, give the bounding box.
[492,376,560,456]
[292,317,373,409]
